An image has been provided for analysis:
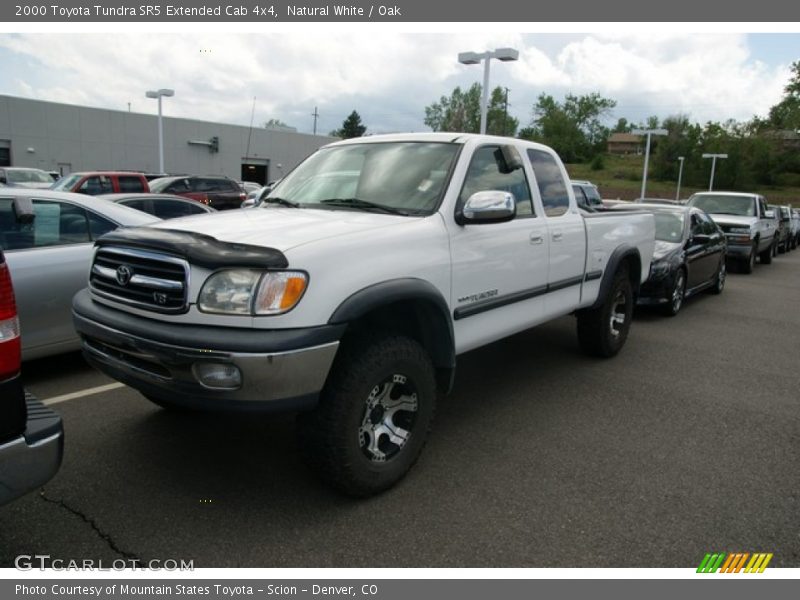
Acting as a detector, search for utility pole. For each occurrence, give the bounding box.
[311,106,319,136]
[675,156,685,201]
[503,87,509,136]
[702,153,728,191]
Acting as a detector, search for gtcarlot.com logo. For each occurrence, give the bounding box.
[697,552,773,573]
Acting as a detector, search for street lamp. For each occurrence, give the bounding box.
[145,88,175,173]
[702,153,728,191]
[458,47,519,135]
[675,156,685,202]
[631,128,668,199]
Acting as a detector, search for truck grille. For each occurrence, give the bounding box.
[89,247,189,313]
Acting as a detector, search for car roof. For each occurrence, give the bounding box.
[65,171,146,176]
[689,191,759,198]
[324,132,559,155]
[0,187,160,226]
[99,193,192,202]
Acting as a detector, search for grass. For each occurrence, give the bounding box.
[565,154,800,205]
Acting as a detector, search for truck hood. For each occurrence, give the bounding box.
[150,207,413,252]
[707,214,757,228]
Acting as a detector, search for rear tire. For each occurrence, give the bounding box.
[746,244,760,270]
[297,332,436,497]
[709,260,726,295]
[577,267,633,358]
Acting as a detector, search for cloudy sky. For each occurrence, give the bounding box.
[0,32,797,135]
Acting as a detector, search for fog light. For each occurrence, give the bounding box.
[192,363,242,389]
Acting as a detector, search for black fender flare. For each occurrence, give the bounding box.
[587,245,642,311]
[328,278,456,372]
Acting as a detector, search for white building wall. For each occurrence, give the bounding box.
[0,95,338,181]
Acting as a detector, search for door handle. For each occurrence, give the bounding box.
[552,232,563,241]
[529,233,544,245]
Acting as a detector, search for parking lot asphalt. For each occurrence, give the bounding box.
[2,251,799,568]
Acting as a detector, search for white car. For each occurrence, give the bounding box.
[0,189,158,360]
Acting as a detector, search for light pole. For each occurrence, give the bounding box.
[631,128,668,199]
[675,156,685,202]
[702,153,728,191]
[145,88,175,173]
[458,48,519,135]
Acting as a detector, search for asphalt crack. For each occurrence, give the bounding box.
[39,488,142,561]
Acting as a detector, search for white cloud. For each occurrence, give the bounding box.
[0,32,792,133]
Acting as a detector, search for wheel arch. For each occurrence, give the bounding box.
[587,245,642,311]
[328,278,456,393]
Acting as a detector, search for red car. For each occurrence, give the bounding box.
[148,175,246,210]
[52,171,150,195]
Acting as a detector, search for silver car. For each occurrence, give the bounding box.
[0,189,158,360]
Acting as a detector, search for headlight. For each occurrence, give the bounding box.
[728,227,751,234]
[649,260,671,279]
[198,269,308,315]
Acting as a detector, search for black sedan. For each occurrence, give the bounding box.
[613,203,727,316]
[98,193,217,219]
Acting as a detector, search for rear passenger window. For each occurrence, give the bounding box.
[118,176,145,193]
[77,176,113,196]
[153,200,205,219]
[459,146,534,218]
[86,211,116,239]
[527,150,570,217]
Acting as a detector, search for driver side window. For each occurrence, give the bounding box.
[459,146,534,218]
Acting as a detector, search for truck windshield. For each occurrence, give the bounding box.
[264,142,459,216]
[689,194,755,216]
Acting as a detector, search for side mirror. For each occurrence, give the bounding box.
[764,210,775,218]
[497,145,523,174]
[459,191,516,225]
[12,197,35,225]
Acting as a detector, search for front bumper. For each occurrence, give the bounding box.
[72,289,344,412]
[0,393,64,506]
[637,270,675,305]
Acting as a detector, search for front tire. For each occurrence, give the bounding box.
[577,267,634,358]
[661,269,686,316]
[297,333,436,497]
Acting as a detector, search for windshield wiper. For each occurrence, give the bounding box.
[317,198,410,216]
[262,196,299,208]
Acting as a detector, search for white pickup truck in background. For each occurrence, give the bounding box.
[73,133,655,496]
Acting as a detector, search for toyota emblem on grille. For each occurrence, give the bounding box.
[116,265,133,286]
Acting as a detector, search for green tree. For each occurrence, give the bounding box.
[766,60,800,130]
[519,92,616,162]
[264,118,290,129]
[330,111,367,139]
[424,83,518,136]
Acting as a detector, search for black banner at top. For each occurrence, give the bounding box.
[2,0,800,22]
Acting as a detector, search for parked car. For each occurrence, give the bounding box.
[51,171,150,195]
[686,192,777,273]
[0,247,64,506]
[768,204,792,254]
[571,180,603,210]
[613,203,726,315]
[0,189,158,360]
[73,133,656,496]
[0,167,58,189]
[634,197,683,205]
[98,193,217,219]
[148,175,246,210]
[238,181,262,196]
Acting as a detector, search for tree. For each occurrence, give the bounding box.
[423,83,518,136]
[766,60,800,131]
[264,118,290,129]
[330,111,367,139]
[519,92,616,162]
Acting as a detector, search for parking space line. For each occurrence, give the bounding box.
[41,382,126,406]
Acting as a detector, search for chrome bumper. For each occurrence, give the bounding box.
[0,395,64,506]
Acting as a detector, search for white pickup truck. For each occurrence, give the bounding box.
[73,133,654,496]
